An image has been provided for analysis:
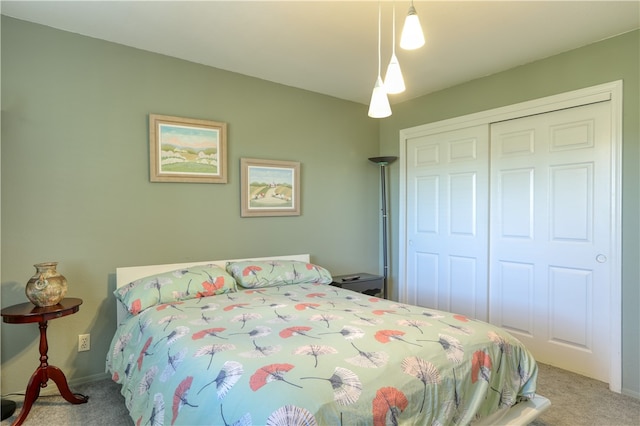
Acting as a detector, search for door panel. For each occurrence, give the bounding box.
[489,101,611,381]
[548,266,592,348]
[496,260,534,336]
[550,164,592,241]
[498,168,533,238]
[414,252,438,308]
[405,125,489,320]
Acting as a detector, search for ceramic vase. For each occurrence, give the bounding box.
[25,262,68,307]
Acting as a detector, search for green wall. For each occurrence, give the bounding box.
[0,17,380,394]
[380,30,640,397]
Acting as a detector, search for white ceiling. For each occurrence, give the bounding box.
[2,1,639,105]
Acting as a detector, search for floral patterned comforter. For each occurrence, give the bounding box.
[106,284,538,425]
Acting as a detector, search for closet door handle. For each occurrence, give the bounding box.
[595,254,607,263]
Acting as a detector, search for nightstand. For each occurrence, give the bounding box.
[331,273,384,297]
[1,298,89,426]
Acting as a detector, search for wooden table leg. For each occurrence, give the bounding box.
[47,365,89,404]
[10,320,88,426]
[11,367,44,426]
[10,365,88,426]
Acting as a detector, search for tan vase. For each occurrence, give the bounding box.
[25,262,68,307]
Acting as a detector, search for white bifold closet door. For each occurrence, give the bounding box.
[405,125,490,320]
[405,101,613,381]
[489,101,612,382]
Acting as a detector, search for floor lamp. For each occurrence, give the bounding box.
[368,156,397,299]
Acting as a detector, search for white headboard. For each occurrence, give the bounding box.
[115,254,310,323]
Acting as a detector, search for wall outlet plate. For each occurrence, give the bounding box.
[78,334,90,352]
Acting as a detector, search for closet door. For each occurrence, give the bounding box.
[405,125,489,320]
[489,101,612,381]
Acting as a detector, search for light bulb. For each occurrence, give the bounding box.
[400,5,425,50]
[368,76,392,118]
[384,53,405,94]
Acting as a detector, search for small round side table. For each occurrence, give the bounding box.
[1,298,89,426]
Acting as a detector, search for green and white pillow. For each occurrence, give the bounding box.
[114,264,237,315]
[226,260,332,289]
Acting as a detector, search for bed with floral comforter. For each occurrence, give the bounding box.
[107,259,540,425]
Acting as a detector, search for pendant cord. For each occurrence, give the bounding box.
[392,0,396,55]
[377,0,382,76]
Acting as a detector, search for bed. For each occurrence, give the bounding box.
[107,254,550,425]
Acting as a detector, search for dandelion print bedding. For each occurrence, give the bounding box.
[106,283,538,425]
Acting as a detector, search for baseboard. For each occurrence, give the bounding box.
[68,372,110,387]
[621,387,640,400]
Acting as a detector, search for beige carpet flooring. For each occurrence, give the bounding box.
[530,363,639,426]
[2,363,639,425]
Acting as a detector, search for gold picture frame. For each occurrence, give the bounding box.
[241,158,300,217]
[149,114,227,183]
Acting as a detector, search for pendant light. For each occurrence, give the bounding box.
[400,0,425,50]
[384,0,405,94]
[368,1,392,118]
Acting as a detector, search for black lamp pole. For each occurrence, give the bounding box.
[368,156,397,299]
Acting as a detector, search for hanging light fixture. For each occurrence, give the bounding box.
[368,0,392,118]
[400,0,425,50]
[384,0,405,94]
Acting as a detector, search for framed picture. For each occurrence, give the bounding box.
[241,158,300,217]
[149,114,227,183]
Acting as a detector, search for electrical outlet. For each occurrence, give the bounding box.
[78,334,90,352]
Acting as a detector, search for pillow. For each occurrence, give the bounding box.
[114,264,237,315]
[226,260,332,288]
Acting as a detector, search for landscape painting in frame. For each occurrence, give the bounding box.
[149,114,227,183]
[241,158,300,217]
